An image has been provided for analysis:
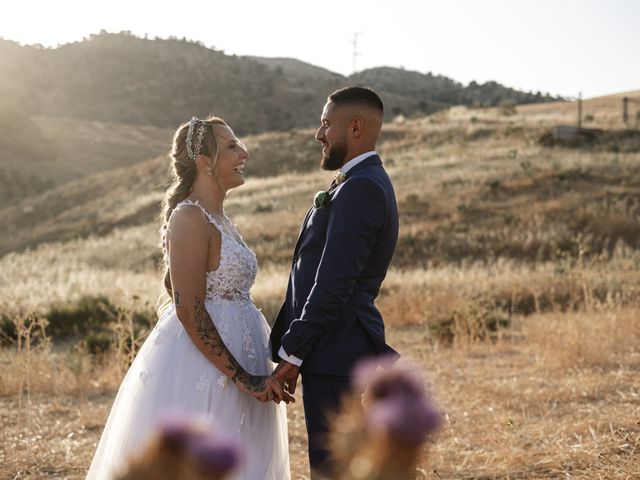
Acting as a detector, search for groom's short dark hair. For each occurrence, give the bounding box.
[328,86,384,114]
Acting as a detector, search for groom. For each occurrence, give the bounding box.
[270,86,399,477]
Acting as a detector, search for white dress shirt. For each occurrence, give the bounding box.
[278,151,378,366]
[339,150,377,175]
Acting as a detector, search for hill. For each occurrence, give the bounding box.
[0,112,170,206]
[350,68,556,115]
[2,93,639,265]
[0,32,556,133]
[0,126,324,256]
[0,32,563,207]
[245,56,343,82]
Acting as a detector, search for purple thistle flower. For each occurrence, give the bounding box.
[367,392,443,445]
[154,413,241,474]
[156,414,197,449]
[186,435,242,474]
[353,357,444,445]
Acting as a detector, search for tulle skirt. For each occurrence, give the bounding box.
[86,299,290,480]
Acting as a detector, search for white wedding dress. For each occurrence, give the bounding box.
[87,200,290,480]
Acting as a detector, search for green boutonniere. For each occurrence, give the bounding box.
[314,191,330,209]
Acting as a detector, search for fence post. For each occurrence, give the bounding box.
[577,92,582,129]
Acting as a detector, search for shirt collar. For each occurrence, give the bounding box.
[340,151,377,175]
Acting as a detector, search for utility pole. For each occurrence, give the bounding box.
[349,32,362,74]
[623,96,629,124]
[577,92,582,129]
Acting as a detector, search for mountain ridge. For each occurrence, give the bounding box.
[0,31,563,208]
[0,32,558,133]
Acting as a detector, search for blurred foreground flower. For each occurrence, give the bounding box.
[331,358,444,480]
[354,358,443,445]
[116,414,241,480]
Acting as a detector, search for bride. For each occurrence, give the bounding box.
[87,116,292,479]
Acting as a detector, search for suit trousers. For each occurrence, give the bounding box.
[301,374,362,479]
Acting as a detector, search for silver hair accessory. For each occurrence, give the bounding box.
[186,116,207,160]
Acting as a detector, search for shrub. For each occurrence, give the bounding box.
[0,312,17,345]
[84,331,113,355]
[45,295,119,338]
[499,100,516,116]
[428,296,511,345]
[0,295,157,349]
[254,203,273,213]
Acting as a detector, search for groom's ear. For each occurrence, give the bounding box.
[350,116,365,138]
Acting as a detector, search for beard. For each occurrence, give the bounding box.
[320,139,348,171]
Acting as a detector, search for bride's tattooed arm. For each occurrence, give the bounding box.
[193,297,266,393]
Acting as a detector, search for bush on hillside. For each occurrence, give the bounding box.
[0,295,156,351]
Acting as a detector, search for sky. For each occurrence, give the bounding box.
[1,0,638,99]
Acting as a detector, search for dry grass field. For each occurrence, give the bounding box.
[1,92,640,479]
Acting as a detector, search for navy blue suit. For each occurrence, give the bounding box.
[270,154,399,475]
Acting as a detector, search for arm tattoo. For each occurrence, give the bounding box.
[193,297,266,393]
[173,291,180,307]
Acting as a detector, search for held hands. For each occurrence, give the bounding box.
[247,375,295,404]
[242,361,299,404]
[272,360,300,396]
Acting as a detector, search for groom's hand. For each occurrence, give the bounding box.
[273,361,300,395]
[262,376,295,404]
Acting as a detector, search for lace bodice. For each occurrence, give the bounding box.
[163,200,258,304]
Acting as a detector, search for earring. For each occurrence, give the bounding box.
[206,168,214,176]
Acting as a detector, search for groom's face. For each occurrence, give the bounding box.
[316,101,349,171]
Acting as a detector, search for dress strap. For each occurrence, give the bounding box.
[173,199,226,232]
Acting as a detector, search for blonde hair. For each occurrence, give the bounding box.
[158,115,228,305]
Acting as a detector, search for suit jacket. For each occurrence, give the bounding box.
[270,154,399,376]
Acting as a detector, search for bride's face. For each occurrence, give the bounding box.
[212,125,249,189]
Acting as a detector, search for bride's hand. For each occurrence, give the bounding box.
[248,375,295,404]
